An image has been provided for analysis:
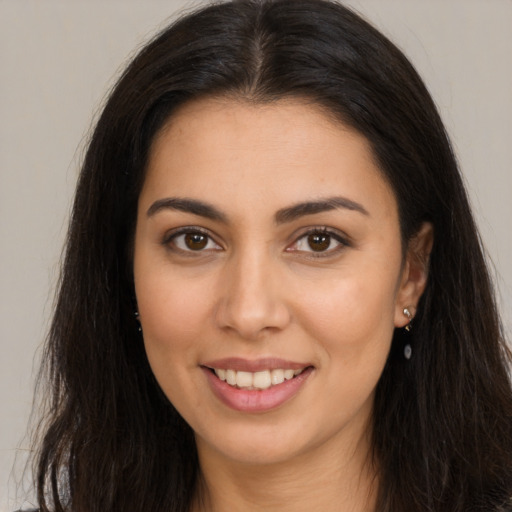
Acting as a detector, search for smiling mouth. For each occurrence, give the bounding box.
[207,367,309,390]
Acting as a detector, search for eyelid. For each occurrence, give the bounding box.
[161,225,350,258]
[162,225,223,253]
[286,226,351,257]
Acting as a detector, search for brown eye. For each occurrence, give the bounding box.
[307,233,331,252]
[168,229,221,253]
[184,233,208,250]
[287,228,348,257]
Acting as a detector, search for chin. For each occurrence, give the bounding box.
[197,433,308,467]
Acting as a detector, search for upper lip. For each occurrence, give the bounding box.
[202,357,311,372]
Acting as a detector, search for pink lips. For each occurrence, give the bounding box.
[201,358,313,413]
[203,357,308,372]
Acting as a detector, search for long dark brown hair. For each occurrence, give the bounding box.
[33,1,512,511]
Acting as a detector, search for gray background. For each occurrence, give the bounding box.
[1,1,511,510]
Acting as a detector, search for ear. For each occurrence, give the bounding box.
[394,222,434,327]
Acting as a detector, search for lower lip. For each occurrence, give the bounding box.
[202,367,313,413]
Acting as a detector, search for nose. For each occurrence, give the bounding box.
[214,249,291,340]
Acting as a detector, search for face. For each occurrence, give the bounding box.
[133,98,426,468]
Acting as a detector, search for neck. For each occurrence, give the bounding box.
[190,427,378,512]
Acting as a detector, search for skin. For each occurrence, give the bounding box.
[133,97,432,512]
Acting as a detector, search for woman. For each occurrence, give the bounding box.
[28,0,512,511]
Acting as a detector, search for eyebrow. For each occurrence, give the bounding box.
[147,197,227,222]
[274,196,369,224]
[146,195,369,224]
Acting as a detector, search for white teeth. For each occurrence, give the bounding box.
[283,369,294,380]
[253,371,272,389]
[271,369,284,385]
[236,371,253,388]
[226,369,237,386]
[213,367,306,390]
[215,368,226,381]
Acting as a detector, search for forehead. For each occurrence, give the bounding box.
[142,97,397,222]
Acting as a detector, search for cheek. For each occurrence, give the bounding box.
[297,274,398,417]
[133,253,217,399]
[295,266,399,360]
[135,273,213,413]
[137,273,212,352]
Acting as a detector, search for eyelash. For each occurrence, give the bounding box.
[162,226,222,255]
[162,226,350,258]
[287,227,350,258]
